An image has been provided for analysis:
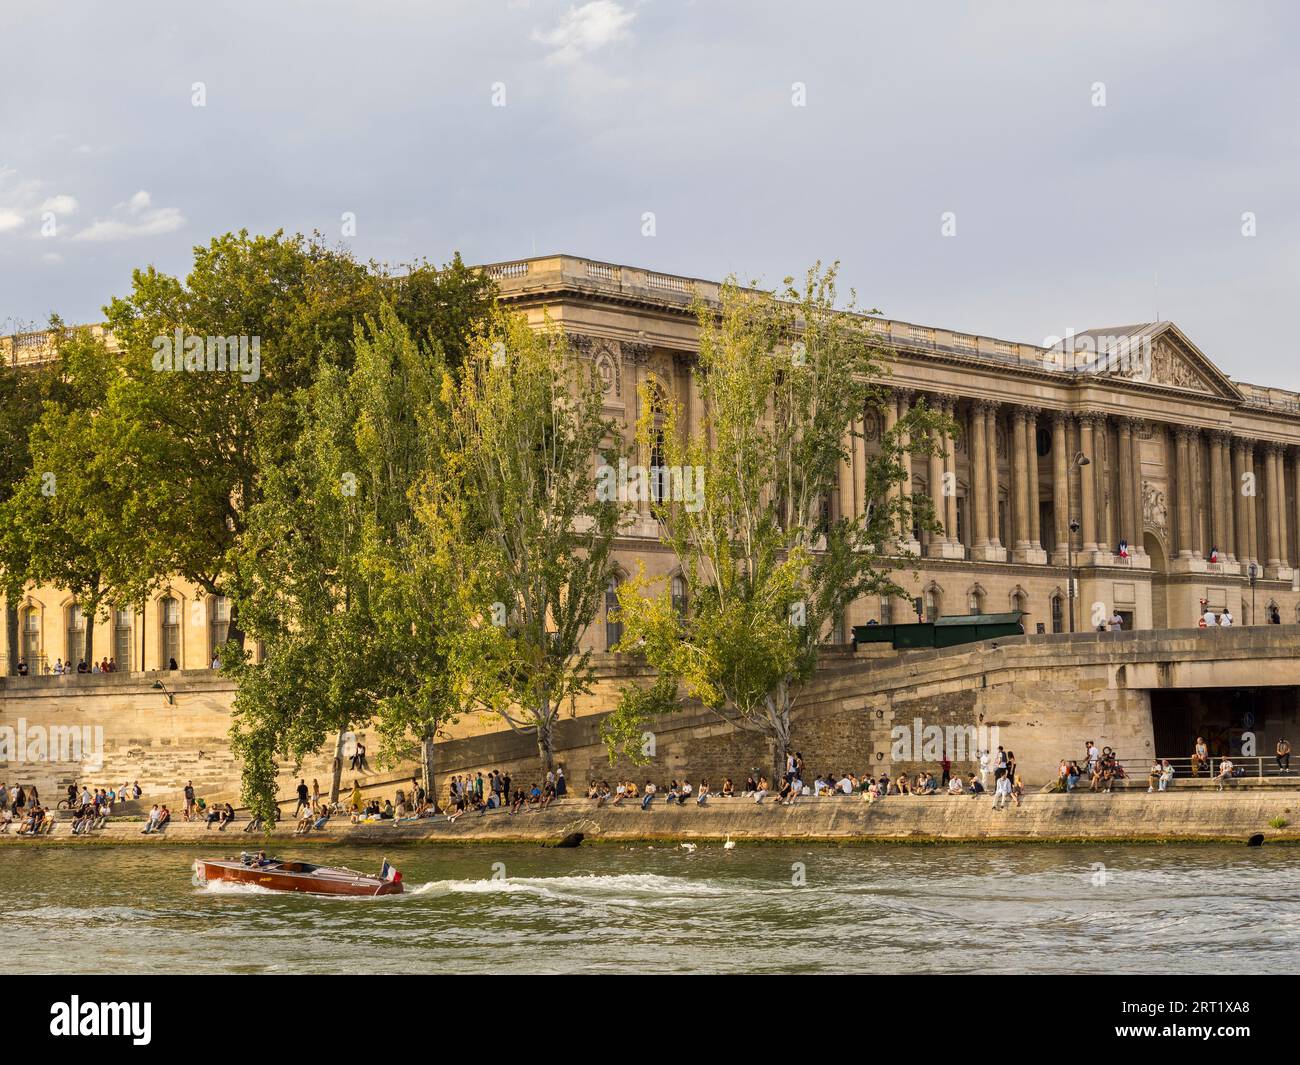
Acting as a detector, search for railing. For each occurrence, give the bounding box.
[485,261,529,280]
[646,271,694,295]
[1054,753,1296,787]
[0,654,48,676]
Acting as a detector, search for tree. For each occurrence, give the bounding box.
[0,325,132,668]
[229,300,484,821]
[613,264,951,780]
[423,310,628,773]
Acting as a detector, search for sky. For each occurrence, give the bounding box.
[2,0,1299,386]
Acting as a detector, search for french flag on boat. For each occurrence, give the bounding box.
[380,860,402,884]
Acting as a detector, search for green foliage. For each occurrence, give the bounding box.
[419,310,628,770]
[1268,816,1289,829]
[615,264,954,777]
[600,674,680,766]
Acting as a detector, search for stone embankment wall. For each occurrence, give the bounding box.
[8,791,1298,845]
[4,627,1300,811]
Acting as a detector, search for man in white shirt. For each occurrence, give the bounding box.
[838,775,853,795]
[1220,609,1234,626]
[978,750,990,790]
[1202,607,1218,627]
[1215,757,1235,791]
[992,772,1013,810]
[1109,611,1123,631]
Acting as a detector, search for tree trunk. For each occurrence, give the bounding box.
[421,731,438,813]
[770,680,792,785]
[536,702,555,774]
[329,727,347,804]
[83,615,94,667]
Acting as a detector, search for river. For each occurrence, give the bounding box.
[2,843,1297,973]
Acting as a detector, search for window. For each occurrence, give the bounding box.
[160,596,181,668]
[671,575,687,618]
[66,604,86,663]
[605,577,623,651]
[114,608,132,670]
[967,588,984,615]
[923,587,941,622]
[1011,589,1028,616]
[1036,426,1052,457]
[21,607,40,663]
[209,596,231,662]
[1050,595,1064,633]
[880,597,893,625]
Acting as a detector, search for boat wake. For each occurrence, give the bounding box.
[194,878,282,895]
[410,872,730,903]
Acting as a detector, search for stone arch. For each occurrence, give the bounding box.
[965,582,986,615]
[922,581,943,622]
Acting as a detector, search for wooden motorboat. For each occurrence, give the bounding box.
[194,854,402,896]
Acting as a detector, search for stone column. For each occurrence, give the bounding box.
[1278,445,1291,570]
[1117,418,1135,553]
[985,403,1004,556]
[970,401,991,555]
[1292,448,1300,572]
[1173,427,1195,558]
[1246,446,1259,564]
[1130,420,1147,557]
[1011,406,1031,557]
[1208,431,1227,561]
[838,426,854,523]
[1267,443,1287,573]
[1051,410,1070,565]
[853,412,867,518]
[1079,414,1100,553]
[883,391,900,542]
[943,399,960,555]
[897,390,918,551]
[926,407,946,558]
[1026,407,1042,551]
[1232,439,1249,564]
[1190,430,1205,558]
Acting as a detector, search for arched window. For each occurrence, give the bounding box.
[113,607,132,670]
[160,596,181,668]
[1010,587,1028,616]
[671,575,687,618]
[923,585,942,622]
[66,603,86,663]
[967,587,984,615]
[21,606,40,663]
[209,595,231,663]
[605,576,623,651]
[1050,594,1064,633]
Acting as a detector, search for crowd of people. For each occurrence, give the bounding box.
[0,779,143,836]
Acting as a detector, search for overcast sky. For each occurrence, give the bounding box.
[3,0,1298,386]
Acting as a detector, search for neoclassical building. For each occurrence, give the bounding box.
[4,253,1300,671]
[495,255,1300,643]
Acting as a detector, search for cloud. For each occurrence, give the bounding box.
[0,209,23,232]
[71,189,185,242]
[534,1,635,65]
[40,194,78,215]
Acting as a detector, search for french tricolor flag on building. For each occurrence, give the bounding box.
[380,860,402,884]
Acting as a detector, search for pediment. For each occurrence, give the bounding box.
[1093,323,1242,401]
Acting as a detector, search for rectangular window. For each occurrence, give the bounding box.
[67,604,85,663]
[114,608,131,669]
[880,597,893,625]
[161,598,181,668]
[209,596,231,662]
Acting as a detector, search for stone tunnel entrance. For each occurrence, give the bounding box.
[1150,686,1300,761]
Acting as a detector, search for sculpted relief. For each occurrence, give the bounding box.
[1142,480,1168,537]
[1148,338,1212,393]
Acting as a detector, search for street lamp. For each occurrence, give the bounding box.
[1249,561,1258,625]
[1066,451,1091,633]
[151,680,175,705]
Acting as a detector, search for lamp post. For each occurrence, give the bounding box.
[1249,561,1258,625]
[1066,451,1091,633]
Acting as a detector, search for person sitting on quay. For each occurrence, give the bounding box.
[992,769,1013,810]
[295,803,316,835]
[640,780,657,810]
[141,804,162,833]
[1214,756,1236,791]
[1191,736,1210,777]
[696,779,710,805]
[1158,760,1175,791]
[1276,738,1292,775]
[721,778,735,798]
[751,775,769,803]
[967,773,984,798]
[947,774,963,795]
[1147,758,1164,793]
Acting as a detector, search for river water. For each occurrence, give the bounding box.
[2,843,1297,973]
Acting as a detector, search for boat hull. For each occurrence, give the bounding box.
[194,859,402,896]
